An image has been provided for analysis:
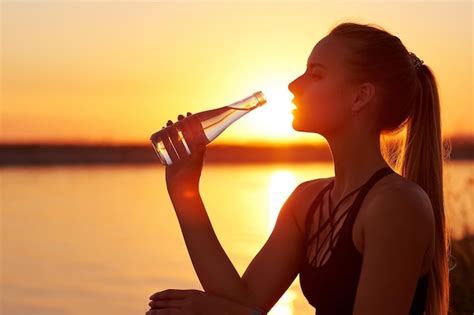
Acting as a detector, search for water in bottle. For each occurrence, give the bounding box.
[150,91,267,165]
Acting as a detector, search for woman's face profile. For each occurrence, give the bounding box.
[288,35,358,137]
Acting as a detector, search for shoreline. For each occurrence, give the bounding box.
[1,140,472,166]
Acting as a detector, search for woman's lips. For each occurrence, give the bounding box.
[291,98,298,114]
[291,97,300,107]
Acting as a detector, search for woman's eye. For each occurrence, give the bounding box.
[309,69,321,78]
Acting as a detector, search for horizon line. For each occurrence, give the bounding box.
[0,134,472,147]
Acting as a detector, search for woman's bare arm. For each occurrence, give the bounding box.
[168,187,256,308]
[167,179,319,312]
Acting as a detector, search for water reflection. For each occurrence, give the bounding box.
[270,289,297,315]
[267,170,298,315]
[268,170,297,232]
[2,162,471,315]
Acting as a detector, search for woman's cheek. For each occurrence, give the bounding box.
[310,86,344,132]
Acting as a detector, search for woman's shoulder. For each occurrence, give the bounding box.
[361,173,436,273]
[367,172,433,210]
[292,176,335,204]
[297,176,334,191]
[363,172,435,247]
[288,176,335,232]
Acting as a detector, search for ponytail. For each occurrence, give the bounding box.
[389,64,452,315]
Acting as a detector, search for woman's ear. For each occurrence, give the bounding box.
[351,82,376,114]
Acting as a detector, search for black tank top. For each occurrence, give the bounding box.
[299,166,429,315]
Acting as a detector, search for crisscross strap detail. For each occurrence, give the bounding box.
[304,167,394,268]
[305,181,365,267]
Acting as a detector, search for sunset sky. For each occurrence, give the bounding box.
[1,1,472,145]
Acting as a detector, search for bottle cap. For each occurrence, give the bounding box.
[254,91,267,106]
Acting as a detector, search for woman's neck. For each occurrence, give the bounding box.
[326,130,390,203]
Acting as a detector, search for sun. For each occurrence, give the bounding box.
[217,79,318,145]
[247,84,297,142]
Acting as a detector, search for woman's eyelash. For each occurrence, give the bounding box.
[307,68,321,77]
[304,68,321,79]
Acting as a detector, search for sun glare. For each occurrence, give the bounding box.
[267,170,298,315]
[248,85,296,142]
[269,290,298,315]
[268,170,297,232]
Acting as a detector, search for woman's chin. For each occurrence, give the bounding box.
[292,111,311,132]
[291,119,302,131]
[292,118,314,133]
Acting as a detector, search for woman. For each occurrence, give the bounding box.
[147,22,450,315]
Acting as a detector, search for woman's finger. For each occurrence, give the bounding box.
[149,289,195,301]
[158,129,180,164]
[185,115,207,151]
[149,298,185,309]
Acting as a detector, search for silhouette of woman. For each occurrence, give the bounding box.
[147,22,450,315]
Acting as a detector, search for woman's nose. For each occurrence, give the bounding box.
[288,81,294,93]
[288,75,302,96]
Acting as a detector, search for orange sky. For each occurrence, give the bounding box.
[1,1,472,145]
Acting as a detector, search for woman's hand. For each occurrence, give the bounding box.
[146,289,255,315]
[163,112,207,195]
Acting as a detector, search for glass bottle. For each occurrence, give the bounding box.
[150,91,266,165]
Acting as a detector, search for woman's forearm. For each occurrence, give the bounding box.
[167,185,256,309]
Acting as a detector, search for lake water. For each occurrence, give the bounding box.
[2,161,473,315]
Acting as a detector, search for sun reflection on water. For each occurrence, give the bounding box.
[268,170,297,232]
[267,170,298,315]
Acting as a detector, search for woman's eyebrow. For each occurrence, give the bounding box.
[307,62,327,70]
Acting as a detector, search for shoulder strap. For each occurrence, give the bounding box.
[303,179,334,243]
[344,166,394,226]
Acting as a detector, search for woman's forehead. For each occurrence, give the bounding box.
[307,36,345,70]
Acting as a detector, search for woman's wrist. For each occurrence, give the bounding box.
[167,182,200,200]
